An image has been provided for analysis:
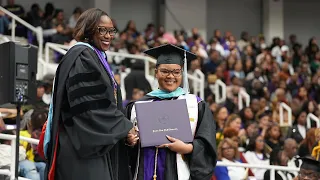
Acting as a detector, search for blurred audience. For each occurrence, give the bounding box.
[1,3,320,180]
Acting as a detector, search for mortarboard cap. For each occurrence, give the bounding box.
[144,44,197,66]
[143,44,197,94]
[300,156,320,172]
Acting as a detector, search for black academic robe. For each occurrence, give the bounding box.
[125,96,217,180]
[263,170,295,180]
[45,45,133,180]
[287,125,305,144]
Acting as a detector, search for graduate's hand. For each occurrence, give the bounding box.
[158,135,193,154]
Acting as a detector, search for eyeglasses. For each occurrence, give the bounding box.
[157,68,182,77]
[97,27,117,36]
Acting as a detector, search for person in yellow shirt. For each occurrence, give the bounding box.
[20,109,47,180]
[20,129,34,160]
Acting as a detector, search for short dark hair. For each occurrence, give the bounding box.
[31,109,48,130]
[73,7,82,15]
[245,120,258,129]
[73,8,109,42]
[54,9,64,18]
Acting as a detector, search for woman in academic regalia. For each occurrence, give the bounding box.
[125,44,217,180]
[41,8,137,180]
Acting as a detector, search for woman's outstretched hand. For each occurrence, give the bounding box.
[126,127,139,146]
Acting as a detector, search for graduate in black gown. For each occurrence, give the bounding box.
[43,8,137,180]
[296,156,320,180]
[126,44,217,180]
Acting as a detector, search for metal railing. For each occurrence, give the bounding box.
[306,113,320,129]
[107,51,157,80]
[43,43,205,100]
[189,69,205,100]
[213,79,226,104]
[216,161,299,180]
[279,102,292,127]
[0,6,47,81]
[0,133,39,180]
[0,134,301,180]
[0,6,43,61]
[238,89,250,110]
[42,42,67,77]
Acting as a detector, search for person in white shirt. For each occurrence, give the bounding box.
[214,138,247,180]
[0,130,40,180]
[68,7,82,29]
[244,135,269,180]
[208,38,225,57]
[284,138,302,177]
[194,37,208,59]
[237,31,250,52]
[0,139,26,167]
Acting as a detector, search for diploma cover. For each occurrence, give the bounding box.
[134,99,193,147]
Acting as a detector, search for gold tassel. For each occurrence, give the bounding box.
[153,147,159,180]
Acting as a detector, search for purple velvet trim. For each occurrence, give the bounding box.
[143,96,200,179]
[144,147,166,180]
[196,96,202,103]
[144,98,166,180]
[93,48,117,89]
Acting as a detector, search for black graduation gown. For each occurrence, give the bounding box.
[287,125,304,144]
[125,96,217,180]
[45,45,133,180]
[263,170,295,180]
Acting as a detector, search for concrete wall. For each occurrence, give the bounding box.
[283,0,320,46]
[14,0,90,18]
[164,0,207,40]
[6,0,320,46]
[207,0,262,41]
[110,0,157,32]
